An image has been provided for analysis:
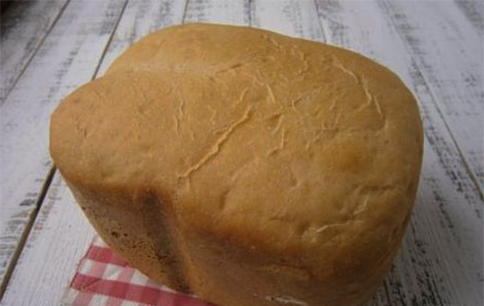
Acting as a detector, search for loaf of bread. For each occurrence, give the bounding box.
[50,24,423,306]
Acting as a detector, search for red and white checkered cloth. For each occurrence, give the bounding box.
[62,236,213,306]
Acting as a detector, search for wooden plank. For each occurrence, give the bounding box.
[183,0,249,25]
[0,0,128,292]
[1,0,187,304]
[378,0,484,189]
[251,0,324,40]
[313,0,483,305]
[0,0,70,103]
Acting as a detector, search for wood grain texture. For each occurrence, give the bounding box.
[314,0,483,305]
[251,0,324,41]
[378,0,484,190]
[0,0,69,103]
[98,0,187,76]
[1,1,187,304]
[0,175,94,306]
[183,0,249,25]
[0,0,127,291]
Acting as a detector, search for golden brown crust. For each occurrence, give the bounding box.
[50,24,423,306]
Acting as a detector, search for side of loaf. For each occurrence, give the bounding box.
[50,24,423,306]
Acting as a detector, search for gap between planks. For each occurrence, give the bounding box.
[0,168,55,300]
[182,0,190,22]
[0,0,130,298]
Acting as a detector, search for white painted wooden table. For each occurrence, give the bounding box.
[0,0,482,305]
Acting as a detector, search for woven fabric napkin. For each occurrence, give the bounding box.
[62,236,212,306]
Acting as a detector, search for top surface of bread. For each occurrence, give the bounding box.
[51,24,423,276]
